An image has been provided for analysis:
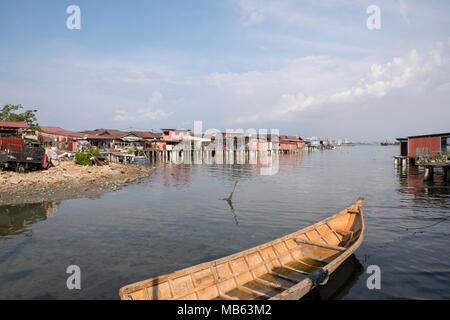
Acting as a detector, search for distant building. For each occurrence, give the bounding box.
[40,126,85,152]
[248,136,268,151]
[278,141,297,152]
[161,129,192,143]
[80,129,142,150]
[279,135,305,149]
[396,133,449,158]
[131,131,162,149]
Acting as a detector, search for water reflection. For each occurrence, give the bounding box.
[224,199,239,225]
[0,201,60,238]
[152,162,193,188]
[220,181,239,225]
[393,165,449,235]
[150,153,303,186]
[302,255,364,300]
[396,166,449,208]
[1,148,448,300]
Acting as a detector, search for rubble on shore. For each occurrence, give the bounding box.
[0,161,153,206]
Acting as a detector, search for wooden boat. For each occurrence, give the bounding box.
[119,198,365,300]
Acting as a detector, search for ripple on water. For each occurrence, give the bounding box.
[0,146,449,299]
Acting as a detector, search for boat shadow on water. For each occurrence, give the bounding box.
[301,254,364,300]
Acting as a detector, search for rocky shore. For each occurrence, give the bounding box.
[0,161,153,206]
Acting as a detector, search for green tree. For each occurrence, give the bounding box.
[0,104,41,135]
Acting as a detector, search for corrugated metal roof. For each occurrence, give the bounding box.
[40,126,84,138]
[131,131,161,139]
[79,129,129,139]
[0,121,30,129]
[407,132,450,139]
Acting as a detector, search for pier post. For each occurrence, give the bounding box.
[186,150,191,164]
[424,166,434,181]
[217,150,223,165]
[394,158,399,166]
[402,158,407,167]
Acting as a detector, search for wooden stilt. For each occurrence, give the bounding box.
[424,166,434,181]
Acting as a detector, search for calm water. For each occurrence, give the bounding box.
[1,146,449,300]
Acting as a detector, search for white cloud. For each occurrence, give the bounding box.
[236,0,364,36]
[238,0,265,26]
[147,90,163,107]
[1,33,449,139]
[234,43,449,124]
[246,11,264,25]
[113,108,171,122]
[113,90,171,122]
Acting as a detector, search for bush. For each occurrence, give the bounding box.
[75,148,102,166]
[75,152,91,165]
[89,148,101,157]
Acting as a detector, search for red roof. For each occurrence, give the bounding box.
[79,129,129,139]
[286,136,303,141]
[0,121,30,129]
[280,136,303,143]
[131,131,162,139]
[40,126,84,138]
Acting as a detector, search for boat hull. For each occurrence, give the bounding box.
[119,199,365,300]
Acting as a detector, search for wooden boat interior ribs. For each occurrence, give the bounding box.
[119,198,365,300]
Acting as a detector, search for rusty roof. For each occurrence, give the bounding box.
[0,121,30,129]
[79,129,130,139]
[40,126,85,138]
[131,131,162,139]
[407,132,450,139]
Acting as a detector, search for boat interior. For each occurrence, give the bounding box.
[119,200,364,300]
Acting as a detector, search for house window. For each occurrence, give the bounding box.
[442,136,449,152]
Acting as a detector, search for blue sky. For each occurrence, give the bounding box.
[1,0,449,140]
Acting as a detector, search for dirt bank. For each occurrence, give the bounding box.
[0,161,153,206]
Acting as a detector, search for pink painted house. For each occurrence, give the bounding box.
[279,142,297,151]
[161,129,192,143]
[248,137,269,151]
[39,127,84,152]
[279,135,305,150]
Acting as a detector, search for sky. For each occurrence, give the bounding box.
[0,0,449,141]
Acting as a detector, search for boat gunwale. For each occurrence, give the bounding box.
[270,205,365,299]
[119,200,364,300]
